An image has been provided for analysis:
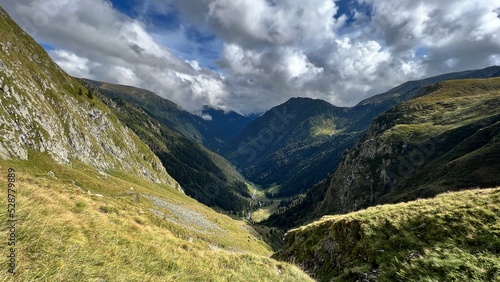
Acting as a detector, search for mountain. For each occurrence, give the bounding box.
[316,77,500,215]
[0,7,174,187]
[0,6,312,281]
[88,81,254,152]
[223,66,500,198]
[267,76,500,228]
[201,105,259,147]
[223,97,361,197]
[348,66,500,132]
[275,187,500,281]
[89,83,256,215]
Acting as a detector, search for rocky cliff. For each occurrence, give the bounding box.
[315,77,500,216]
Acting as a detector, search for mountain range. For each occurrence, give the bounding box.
[0,7,312,280]
[265,75,500,229]
[227,67,500,198]
[1,4,499,281]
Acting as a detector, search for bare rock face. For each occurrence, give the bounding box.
[0,8,179,188]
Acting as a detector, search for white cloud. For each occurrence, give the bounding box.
[176,0,340,47]
[49,49,91,78]
[1,0,499,114]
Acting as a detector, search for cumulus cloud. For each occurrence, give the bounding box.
[1,0,499,114]
[49,49,91,78]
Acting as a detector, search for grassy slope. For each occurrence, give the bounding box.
[276,188,500,282]
[0,156,312,281]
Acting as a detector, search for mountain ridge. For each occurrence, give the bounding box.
[222,66,500,199]
[87,80,254,152]
[89,81,257,214]
[265,75,500,229]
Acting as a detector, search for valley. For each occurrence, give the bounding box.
[1,3,499,281]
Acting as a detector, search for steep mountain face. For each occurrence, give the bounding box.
[0,7,175,186]
[315,77,500,216]
[92,86,256,214]
[223,97,361,197]
[89,81,253,152]
[223,66,500,198]
[275,188,500,281]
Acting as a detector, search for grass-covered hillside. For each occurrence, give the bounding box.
[276,188,500,281]
[0,156,312,281]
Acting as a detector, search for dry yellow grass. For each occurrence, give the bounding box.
[0,159,313,281]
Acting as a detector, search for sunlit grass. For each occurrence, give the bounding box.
[281,188,500,281]
[252,202,281,223]
[0,159,313,281]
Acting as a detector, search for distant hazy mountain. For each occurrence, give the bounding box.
[201,105,258,151]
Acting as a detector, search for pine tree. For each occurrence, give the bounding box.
[87,88,94,99]
[78,88,83,96]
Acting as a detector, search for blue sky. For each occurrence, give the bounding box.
[106,0,375,70]
[109,0,222,70]
[1,0,499,114]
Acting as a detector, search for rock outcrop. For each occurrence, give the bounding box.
[315,77,500,216]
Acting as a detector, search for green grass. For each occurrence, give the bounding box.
[251,201,281,223]
[0,6,174,186]
[0,157,313,281]
[382,78,500,143]
[277,188,500,281]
